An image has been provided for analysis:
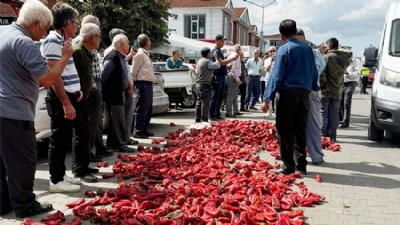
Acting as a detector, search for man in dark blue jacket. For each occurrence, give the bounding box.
[262,19,319,175]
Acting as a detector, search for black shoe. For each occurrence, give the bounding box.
[0,204,13,216]
[133,133,148,139]
[240,108,249,112]
[297,169,307,175]
[75,173,98,183]
[234,112,244,115]
[88,152,103,162]
[127,138,139,145]
[96,148,113,158]
[15,201,53,218]
[225,114,236,118]
[312,160,325,165]
[249,106,258,110]
[339,123,349,128]
[85,167,99,174]
[143,130,154,137]
[274,169,295,175]
[116,145,135,153]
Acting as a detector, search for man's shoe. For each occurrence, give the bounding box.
[74,174,98,183]
[15,201,53,218]
[274,169,295,175]
[297,169,307,175]
[85,167,99,174]
[117,145,135,153]
[88,152,102,162]
[234,112,244,115]
[127,138,139,145]
[339,123,349,128]
[0,204,13,216]
[63,175,81,185]
[49,181,80,193]
[143,131,154,137]
[96,149,113,158]
[312,160,325,165]
[225,114,236,118]
[133,133,148,139]
[249,106,258,110]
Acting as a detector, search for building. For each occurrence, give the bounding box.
[264,33,317,50]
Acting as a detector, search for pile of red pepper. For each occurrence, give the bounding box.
[27,120,331,225]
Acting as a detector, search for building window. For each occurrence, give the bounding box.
[184,14,206,39]
[270,40,282,47]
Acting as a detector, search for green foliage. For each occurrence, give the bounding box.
[66,0,171,50]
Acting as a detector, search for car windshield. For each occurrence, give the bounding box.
[153,63,189,72]
[389,19,400,56]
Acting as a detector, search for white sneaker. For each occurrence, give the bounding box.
[49,181,80,193]
[64,175,81,185]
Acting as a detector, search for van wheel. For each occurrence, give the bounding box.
[368,115,384,142]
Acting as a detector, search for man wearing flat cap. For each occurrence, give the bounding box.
[209,34,238,121]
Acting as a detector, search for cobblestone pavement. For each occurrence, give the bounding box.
[1,87,400,225]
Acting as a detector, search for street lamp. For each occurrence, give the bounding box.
[243,0,276,53]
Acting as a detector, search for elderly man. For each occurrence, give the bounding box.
[245,48,264,110]
[101,34,135,153]
[69,23,103,183]
[131,34,155,138]
[0,0,73,217]
[166,49,183,69]
[41,3,98,192]
[264,46,277,117]
[225,44,243,118]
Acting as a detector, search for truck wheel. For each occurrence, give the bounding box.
[368,115,384,142]
[182,93,196,108]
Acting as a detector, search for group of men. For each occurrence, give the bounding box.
[0,0,155,218]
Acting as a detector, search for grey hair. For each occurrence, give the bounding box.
[80,23,101,42]
[81,15,100,26]
[137,34,150,48]
[112,34,128,48]
[17,0,53,29]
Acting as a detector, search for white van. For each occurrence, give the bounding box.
[367,2,400,142]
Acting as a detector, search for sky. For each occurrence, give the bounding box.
[232,0,393,56]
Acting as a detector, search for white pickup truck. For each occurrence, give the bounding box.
[152,62,197,108]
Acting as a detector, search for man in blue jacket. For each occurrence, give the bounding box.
[262,19,319,175]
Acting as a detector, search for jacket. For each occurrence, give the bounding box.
[320,50,350,97]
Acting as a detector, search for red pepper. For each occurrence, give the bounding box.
[139,200,153,210]
[41,210,65,222]
[112,199,132,208]
[314,174,322,182]
[65,198,85,208]
[84,190,96,198]
[97,188,106,197]
[23,219,45,225]
[102,173,116,179]
[61,218,81,225]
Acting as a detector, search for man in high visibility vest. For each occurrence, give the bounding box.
[360,66,369,94]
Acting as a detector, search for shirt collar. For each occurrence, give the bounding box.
[12,22,32,39]
[139,48,149,55]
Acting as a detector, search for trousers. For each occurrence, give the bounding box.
[225,75,239,115]
[306,91,324,163]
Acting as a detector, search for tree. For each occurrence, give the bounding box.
[66,0,171,49]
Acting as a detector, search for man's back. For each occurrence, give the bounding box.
[321,50,350,96]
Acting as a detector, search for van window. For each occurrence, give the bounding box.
[378,23,386,68]
[389,19,400,57]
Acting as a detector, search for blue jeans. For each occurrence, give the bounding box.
[320,93,341,138]
[245,75,260,107]
[306,91,324,163]
[210,75,226,118]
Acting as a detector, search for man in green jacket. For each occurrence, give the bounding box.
[320,38,350,142]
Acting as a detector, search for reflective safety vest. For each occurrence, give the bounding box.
[361,66,369,77]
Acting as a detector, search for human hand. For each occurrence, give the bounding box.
[61,38,73,58]
[127,84,134,96]
[261,101,269,112]
[63,104,76,120]
[76,90,83,102]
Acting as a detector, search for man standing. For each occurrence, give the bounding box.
[340,49,361,128]
[101,34,135,153]
[264,46,277,117]
[209,34,238,121]
[0,0,72,217]
[239,52,248,112]
[320,38,350,142]
[225,44,243,118]
[360,66,370,94]
[262,19,319,175]
[195,48,221,123]
[132,34,155,138]
[296,28,327,165]
[166,49,183,69]
[245,48,264,110]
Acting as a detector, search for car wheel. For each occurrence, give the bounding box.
[368,113,384,142]
[181,92,196,108]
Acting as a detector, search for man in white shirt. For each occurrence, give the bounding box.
[245,48,264,110]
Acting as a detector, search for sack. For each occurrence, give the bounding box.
[45,96,62,117]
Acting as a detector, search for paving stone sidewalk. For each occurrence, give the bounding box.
[1,87,399,225]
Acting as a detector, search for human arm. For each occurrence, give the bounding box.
[263,52,285,102]
[313,49,326,75]
[131,53,144,81]
[319,55,328,94]
[207,60,221,70]
[345,59,361,80]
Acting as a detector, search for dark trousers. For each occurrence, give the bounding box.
[210,75,226,119]
[239,82,247,110]
[245,75,260,107]
[134,81,153,134]
[275,89,310,172]
[0,117,37,213]
[339,81,357,125]
[260,80,266,102]
[86,86,104,154]
[195,83,212,122]
[47,90,89,181]
[321,93,341,138]
[361,76,368,93]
